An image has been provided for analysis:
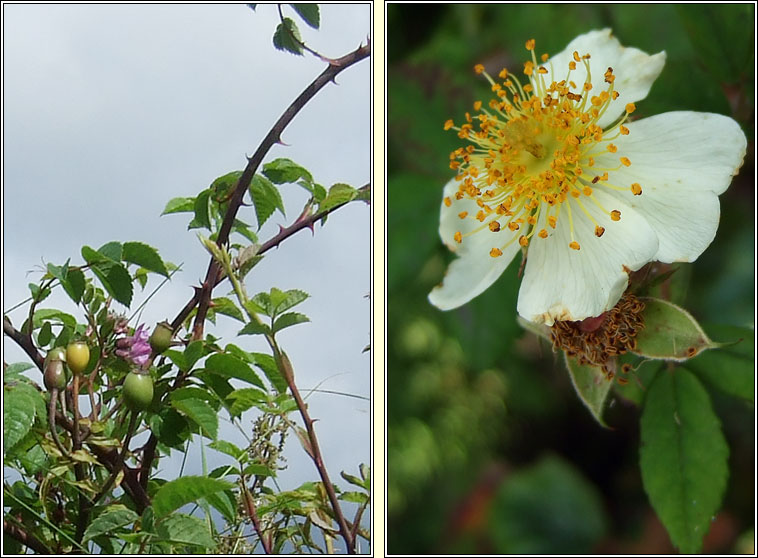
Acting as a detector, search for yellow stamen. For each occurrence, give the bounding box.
[490,247,503,257]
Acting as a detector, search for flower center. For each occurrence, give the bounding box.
[443,39,643,256]
[550,292,645,380]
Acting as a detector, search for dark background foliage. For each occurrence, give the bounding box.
[386,4,754,554]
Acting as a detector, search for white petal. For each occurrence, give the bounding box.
[431,180,521,310]
[517,191,659,325]
[595,111,747,261]
[438,178,481,253]
[543,29,666,128]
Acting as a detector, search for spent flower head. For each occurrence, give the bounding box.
[115,324,152,367]
[429,29,747,325]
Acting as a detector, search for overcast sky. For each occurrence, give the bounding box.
[2,2,371,536]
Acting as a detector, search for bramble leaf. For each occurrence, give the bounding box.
[640,368,728,553]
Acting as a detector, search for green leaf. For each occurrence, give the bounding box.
[633,298,717,361]
[290,4,319,28]
[123,242,169,277]
[189,189,211,230]
[171,398,218,440]
[184,340,206,371]
[90,262,134,307]
[319,183,358,213]
[250,174,285,230]
[4,362,34,380]
[211,297,245,323]
[238,321,271,336]
[340,470,369,491]
[151,476,234,519]
[639,368,729,553]
[204,489,237,523]
[250,291,273,316]
[489,456,607,553]
[685,324,754,403]
[3,383,38,453]
[225,388,267,417]
[564,355,612,427]
[83,507,139,542]
[155,513,216,548]
[97,241,123,262]
[33,308,77,330]
[210,171,242,202]
[37,321,53,347]
[61,267,86,303]
[262,158,313,185]
[252,352,287,393]
[29,282,51,303]
[273,17,303,55]
[273,312,310,333]
[272,288,309,314]
[339,491,369,504]
[208,440,245,461]
[232,220,258,243]
[205,353,264,388]
[162,196,195,215]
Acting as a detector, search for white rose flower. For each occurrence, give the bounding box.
[429,29,747,325]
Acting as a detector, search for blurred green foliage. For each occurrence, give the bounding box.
[387,4,754,554]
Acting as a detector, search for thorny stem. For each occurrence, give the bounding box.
[138,42,369,500]
[215,244,356,552]
[4,316,44,371]
[189,40,370,340]
[241,476,272,554]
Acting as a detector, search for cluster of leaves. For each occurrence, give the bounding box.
[5,166,369,551]
[249,4,321,56]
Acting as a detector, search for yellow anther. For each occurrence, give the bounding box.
[538,229,548,239]
[607,144,618,153]
[489,220,501,232]
[538,66,548,74]
[525,39,536,50]
[527,215,537,225]
[631,183,642,195]
[595,226,605,237]
[610,210,621,221]
[620,157,631,167]
[569,60,577,70]
[541,53,549,62]
[454,231,463,243]
[444,119,454,130]
[498,68,508,79]
[620,125,629,135]
[490,247,503,257]
[583,82,593,91]
[625,103,636,113]
[583,186,593,196]
[458,211,468,219]
[519,235,529,247]
[473,100,482,111]
[548,216,557,229]
[569,241,581,250]
[507,222,520,231]
[474,63,485,74]
[612,91,620,100]
[573,51,581,62]
[444,197,452,207]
